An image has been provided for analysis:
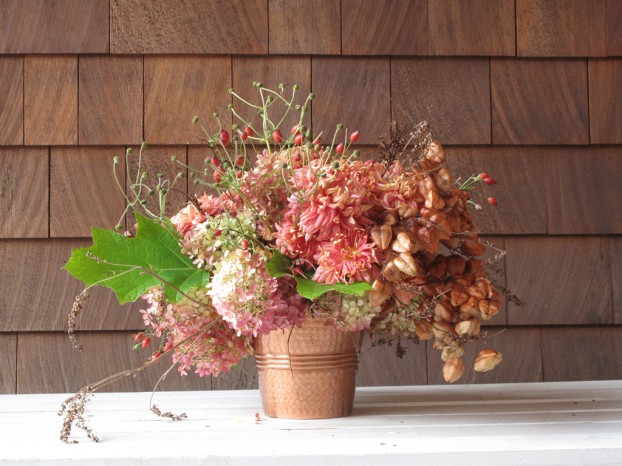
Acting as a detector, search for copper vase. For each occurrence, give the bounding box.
[254,316,360,419]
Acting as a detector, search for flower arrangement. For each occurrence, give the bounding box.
[61,83,504,442]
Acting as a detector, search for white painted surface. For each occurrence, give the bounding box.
[1,381,621,465]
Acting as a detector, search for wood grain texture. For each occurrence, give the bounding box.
[505,237,612,325]
[392,58,491,145]
[0,57,23,145]
[0,239,142,332]
[545,147,622,234]
[445,147,547,234]
[0,0,108,53]
[0,148,48,238]
[0,334,16,394]
[491,59,588,144]
[50,147,126,237]
[125,146,188,228]
[79,56,142,145]
[312,58,390,145]
[269,0,340,54]
[358,334,427,386]
[429,0,515,56]
[212,357,258,390]
[24,56,77,145]
[342,0,427,55]
[589,59,622,143]
[111,0,268,54]
[427,327,543,384]
[232,57,311,138]
[144,56,231,145]
[16,332,213,393]
[541,327,622,381]
[612,238,622,325]
[517,0,607,57]
[607,0,622,55]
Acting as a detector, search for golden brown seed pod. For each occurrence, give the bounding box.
[447,255,467,275]
[474,349,503,372]
[461,239,487,256]
[369,279,392,307]
[433,167,453,192]
[450,286,470,307]
[443,357,464,383]
[455,317,481,336]
[394,288,413,305]
[414,322,433,341]
[434,301,454,322]
[391,231,415,253]
[426,141,446,163]
[371,224,392,250]
[397,205,418,219]
[382,261,402,282]
[394,252,419,276]
[432,321,456,341]
[479,297,502,320]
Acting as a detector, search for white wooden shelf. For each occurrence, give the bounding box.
[1,380,621,465]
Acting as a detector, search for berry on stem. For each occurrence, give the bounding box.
[294,133,303,145]
[219,130,230,146]
[214,229,222,237]
[272,130,283,143]
[488,197,498,206]
[241,239,249,249]
[134,333,143,343]
[350,131,360,142]
[244,126,254,137]
[484,177,496,185]
[336,143,344,155]
[210,156,220,167]
[141,337,151,348]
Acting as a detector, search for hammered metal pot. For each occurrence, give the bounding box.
[254,316,360,419]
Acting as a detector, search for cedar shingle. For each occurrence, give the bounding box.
[0,148,48,238]
[50,147,126,237]
[312,58,390,145]
[0,334,16,394]
[491,59,588,144]
[445,147,547,234]
[232,57,312,138]
[545,147,622,234]
[427,328,543,384]
[607,0,622,55]
[79,56,143,145]
[111,0,268,54]
[0,239,142,332]
[517,0,606,57]
[0,0,108,53]
[0,57,23,145]
[541,327,622,381]
[589,59,622,144]
[392,58,491,145]
[429,0,515,56]
[341,0,427,55]
[505,237,612,325]
[269,0,340,54]
[612,238,622,324]
[17,332,213,393]
[24,56,77,145]
[144,56,231,145]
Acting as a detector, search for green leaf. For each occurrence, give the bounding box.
[64,213,209,304]
[295,278,371,300]
[265,249,293,278]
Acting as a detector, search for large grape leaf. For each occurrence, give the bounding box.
[64,213,209,304]
[295,278,371,300]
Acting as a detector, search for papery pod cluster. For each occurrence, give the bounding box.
[369,141,503,382]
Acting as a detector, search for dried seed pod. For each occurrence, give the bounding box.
[370,279,392,307]
[398,205,418,219]
[382,261,402,282]
[394,288,413,305]
[432,321,456,341]
[450,286,470,307]
[459,296,479,313]
[441,342,465,361]
[443,357,464,383]
[426,141,446,164]
[383,212,398,226]
[447,255,467,275]
[474,349,503,372]
[428,256,448,280]
[414,322,433,341]
[434,301,454,322]
[433,167,453,192]
[371,224,392,250]
[394,252,419,276]
[391,231,415,253]
[461,239,487,256]
[455,318,481,336]
[479,297,502,320]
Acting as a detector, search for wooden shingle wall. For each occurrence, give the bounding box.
[0,0,620,394]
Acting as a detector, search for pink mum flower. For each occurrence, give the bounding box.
[313,229,378,284]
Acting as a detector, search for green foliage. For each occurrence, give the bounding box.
[265,249,292,278]
[65,213,209,304]
[295,278,371,300]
